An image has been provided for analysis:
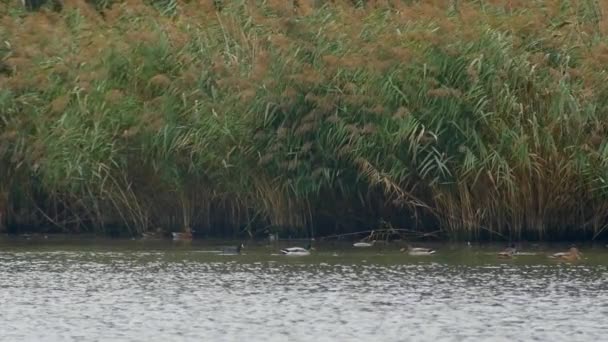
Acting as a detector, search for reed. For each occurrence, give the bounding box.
[1,0,608,240]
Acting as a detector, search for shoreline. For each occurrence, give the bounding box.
[1,231,606,244]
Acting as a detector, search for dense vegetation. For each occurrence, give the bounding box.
[2,0,608,240]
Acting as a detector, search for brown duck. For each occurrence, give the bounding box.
[550,247,582,262]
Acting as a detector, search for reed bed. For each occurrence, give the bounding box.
[1,0,608,240]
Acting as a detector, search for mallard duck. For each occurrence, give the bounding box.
[281,243,312,256]
[221,243,244,255]
[401,246,436,256]
[498,244,517,258]
[550,247,582,261]
[353,240,375,248]
[171,231,193,241]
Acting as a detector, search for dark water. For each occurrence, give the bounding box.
[0,238,607,341]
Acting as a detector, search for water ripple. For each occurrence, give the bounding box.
[0,251,607,341]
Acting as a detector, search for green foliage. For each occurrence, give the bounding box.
[1,0,608,240]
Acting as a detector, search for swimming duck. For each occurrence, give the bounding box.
[141,232,160,240]
[221,243,244,255]
[550,247,582,261]
[141,227,163,240]
[281,243,312,256]
[498,244,517,258]
[401,246,436,256]
[171,231,193,241]
[353,240,375,248]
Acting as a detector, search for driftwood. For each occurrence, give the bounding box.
[319,228,441,242]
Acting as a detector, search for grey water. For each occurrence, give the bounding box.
[0,238,607,341]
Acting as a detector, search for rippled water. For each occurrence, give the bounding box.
[0,239,607,341]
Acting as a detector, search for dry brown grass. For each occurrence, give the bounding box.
[149,74,172,89]
[49,95,70,115]
[427,87,462,98]
[104,89,125,105]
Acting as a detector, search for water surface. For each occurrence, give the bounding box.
[0,239,607,341]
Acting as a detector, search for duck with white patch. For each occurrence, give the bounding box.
[401,245,436,256]
[281,242,313,256]
[171,231,193,241]
[353,240,376,248]
[549,247,582,262]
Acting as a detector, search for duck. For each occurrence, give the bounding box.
[141,232,160,240]
[171,231,193,241]
[353,240,375,248]
[141,227,163,240]
[549,247,582,261]
[498,244,517,258]
[280,243,313,256]
[221,243,244,255]
[401,245,436,256]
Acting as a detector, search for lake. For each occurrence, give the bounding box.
[0,238,607,341]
